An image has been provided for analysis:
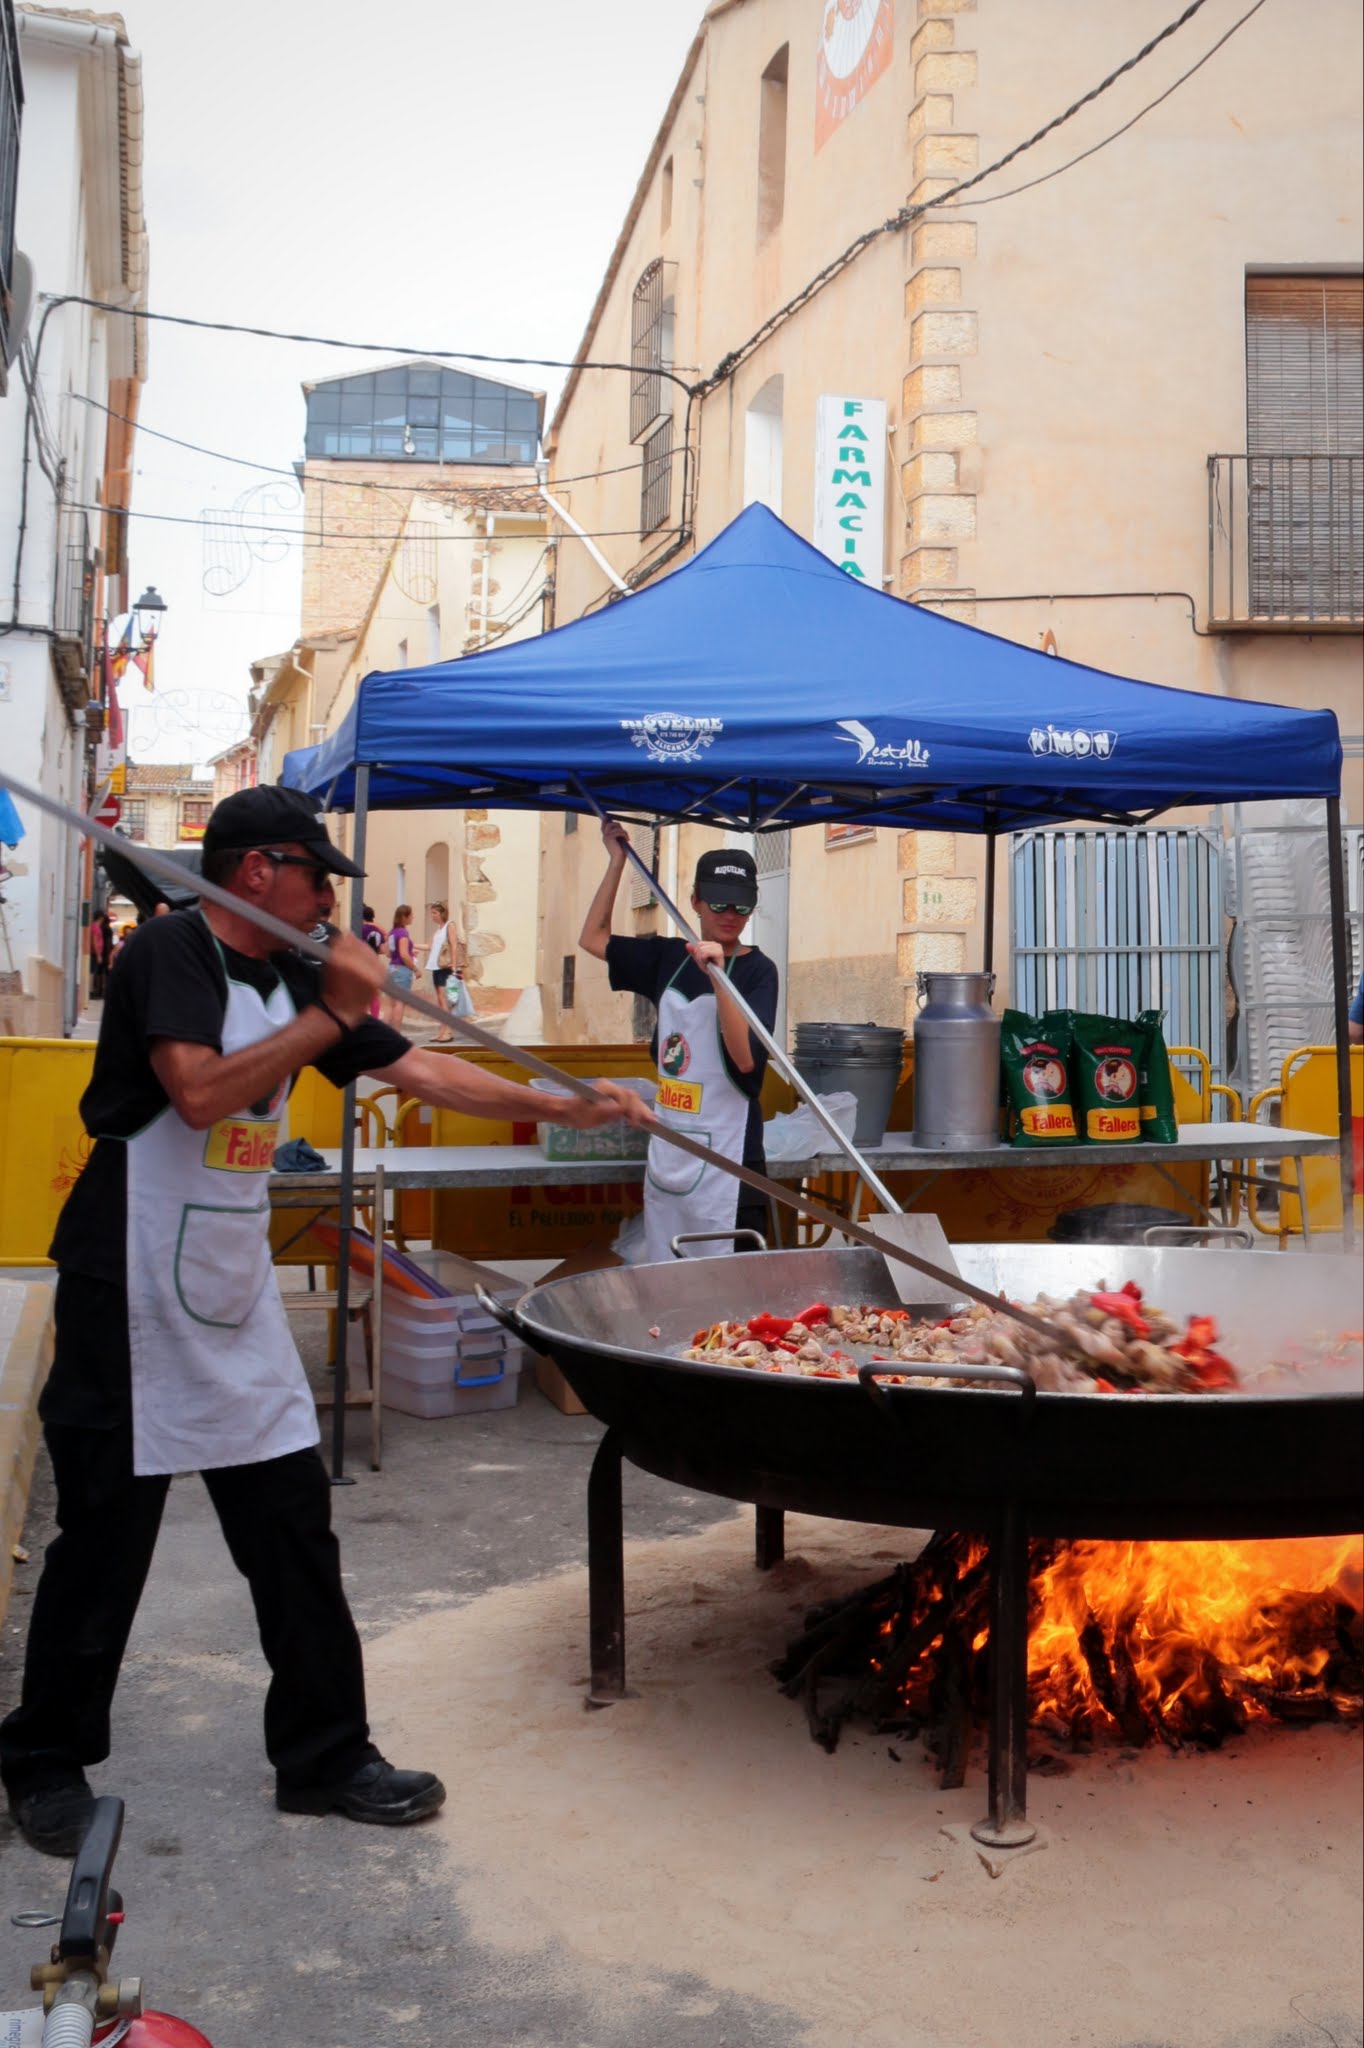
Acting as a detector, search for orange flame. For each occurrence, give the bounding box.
[1027,1536,1362,1740]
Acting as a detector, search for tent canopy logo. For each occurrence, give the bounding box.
[1028,725,1118,761]
[835,718,930,770]
[621,712,723,764]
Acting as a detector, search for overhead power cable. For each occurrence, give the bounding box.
[697,0,1232,391]
[43,297,694,399]
[63,498,682,545]
[74,390,689,497]
[939,0,1269,210]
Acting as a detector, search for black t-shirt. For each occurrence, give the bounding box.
[605,935,778,1171]
[50,909,409,1288]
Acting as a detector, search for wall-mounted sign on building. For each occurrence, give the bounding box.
[815,0,894,151]
[813,395,887,583]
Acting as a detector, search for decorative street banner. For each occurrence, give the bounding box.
[813,395,887,584]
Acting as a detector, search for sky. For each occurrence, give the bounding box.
[115,0,703,769]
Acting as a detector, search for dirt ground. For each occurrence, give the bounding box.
[371,1511,1363,2048]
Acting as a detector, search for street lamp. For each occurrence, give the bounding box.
[132,585,167,634]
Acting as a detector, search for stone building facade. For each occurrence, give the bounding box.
[536,0,1362,1065]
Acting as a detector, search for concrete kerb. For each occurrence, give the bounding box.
[0,1279,54,1626]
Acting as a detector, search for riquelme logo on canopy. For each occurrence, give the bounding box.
[621,712,723,764]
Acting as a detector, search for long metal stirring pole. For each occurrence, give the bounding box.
[571,783,906,1219]
[2,770,1077,1339]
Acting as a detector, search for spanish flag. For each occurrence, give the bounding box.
[108,614,136,681]
[133,627,156,694]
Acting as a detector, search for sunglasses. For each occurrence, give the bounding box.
[701,899,753,916]
[257,849,334,888]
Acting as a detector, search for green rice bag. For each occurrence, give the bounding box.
[1136,1008,1180,1145]
[1070,1012,1143,1142]
[1000,1009,1079,1144]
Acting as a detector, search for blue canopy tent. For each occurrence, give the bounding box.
[283,505,1340,834]
[281,505,1353,1471]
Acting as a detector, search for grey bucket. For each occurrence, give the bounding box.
[793,1021,906,1146]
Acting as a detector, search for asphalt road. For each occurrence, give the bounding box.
[0,1379,805,2048]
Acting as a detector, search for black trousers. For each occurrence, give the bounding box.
[0,1292,375,1795]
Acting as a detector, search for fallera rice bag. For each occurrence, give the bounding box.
[1070,1013,1143,1141]
[1000,1009,1078,1144]
[1136,1008,1180,1144]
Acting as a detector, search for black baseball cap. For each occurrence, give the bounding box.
[694,847,758,912]
[202,786,365,877]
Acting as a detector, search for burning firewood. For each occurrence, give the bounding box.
[775,1534,1363,1786]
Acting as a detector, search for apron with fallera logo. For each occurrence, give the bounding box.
[124,932,319,1476]
[643,956,751,1263]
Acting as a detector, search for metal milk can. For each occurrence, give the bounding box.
[911,971,1002,1150]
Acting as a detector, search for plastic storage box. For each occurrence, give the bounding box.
[381,1284,524,1419]
[532,1075,655,1162]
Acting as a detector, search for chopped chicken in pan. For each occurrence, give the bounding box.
[676,1283,1247,1394]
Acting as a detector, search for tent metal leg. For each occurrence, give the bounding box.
[328,763,372,1484]
[983,827,998,976]
[1325,798,1355,1250]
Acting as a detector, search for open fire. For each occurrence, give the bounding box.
[774,1534,1364,1781]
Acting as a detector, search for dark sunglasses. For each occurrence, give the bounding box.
[701,898,754,916]
[257,849,333,888]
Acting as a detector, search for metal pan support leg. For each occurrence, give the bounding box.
[859,1358,1037,1847]
[971,1497,1036,1849]
[587,1428,631,1705]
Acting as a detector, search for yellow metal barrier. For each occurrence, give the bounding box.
[1247,1045,1362,1242]
[0,1039,96,1266]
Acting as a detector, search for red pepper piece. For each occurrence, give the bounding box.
[810,1368,842,1379]
[796,1302,831,1327]
[1089,1290,1151,1340]
[1094,1378,1117,1392]
[1120,1280,1143,1302]
[746,1312,795,1341]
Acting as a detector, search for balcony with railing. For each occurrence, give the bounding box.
[1207,453,1363,630]
[54,507,96,691]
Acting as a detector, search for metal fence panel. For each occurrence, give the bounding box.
[1010,828,1225,1083]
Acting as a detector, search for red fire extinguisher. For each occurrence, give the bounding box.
[5,1798,212,2045]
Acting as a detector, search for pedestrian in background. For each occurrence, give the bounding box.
[425,900,461,1044]
[382,904,417,1028]
[360,903,386,1018]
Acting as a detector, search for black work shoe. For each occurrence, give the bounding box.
[276,1758,446,1827]
[7,1776,97,1857]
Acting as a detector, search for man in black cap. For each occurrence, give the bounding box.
[2,786,647,1855]
[581,823,779,1262]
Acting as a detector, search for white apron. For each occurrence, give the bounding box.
[643,956,752,1264]
[125,937,320,1477]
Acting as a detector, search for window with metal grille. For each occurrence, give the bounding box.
[120,800,147,843]
[630,261,669,444]
[1245,276,1364,619]
[1010,828,1225,1081]
[640,417,673,538]
[561,955,576,1011]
